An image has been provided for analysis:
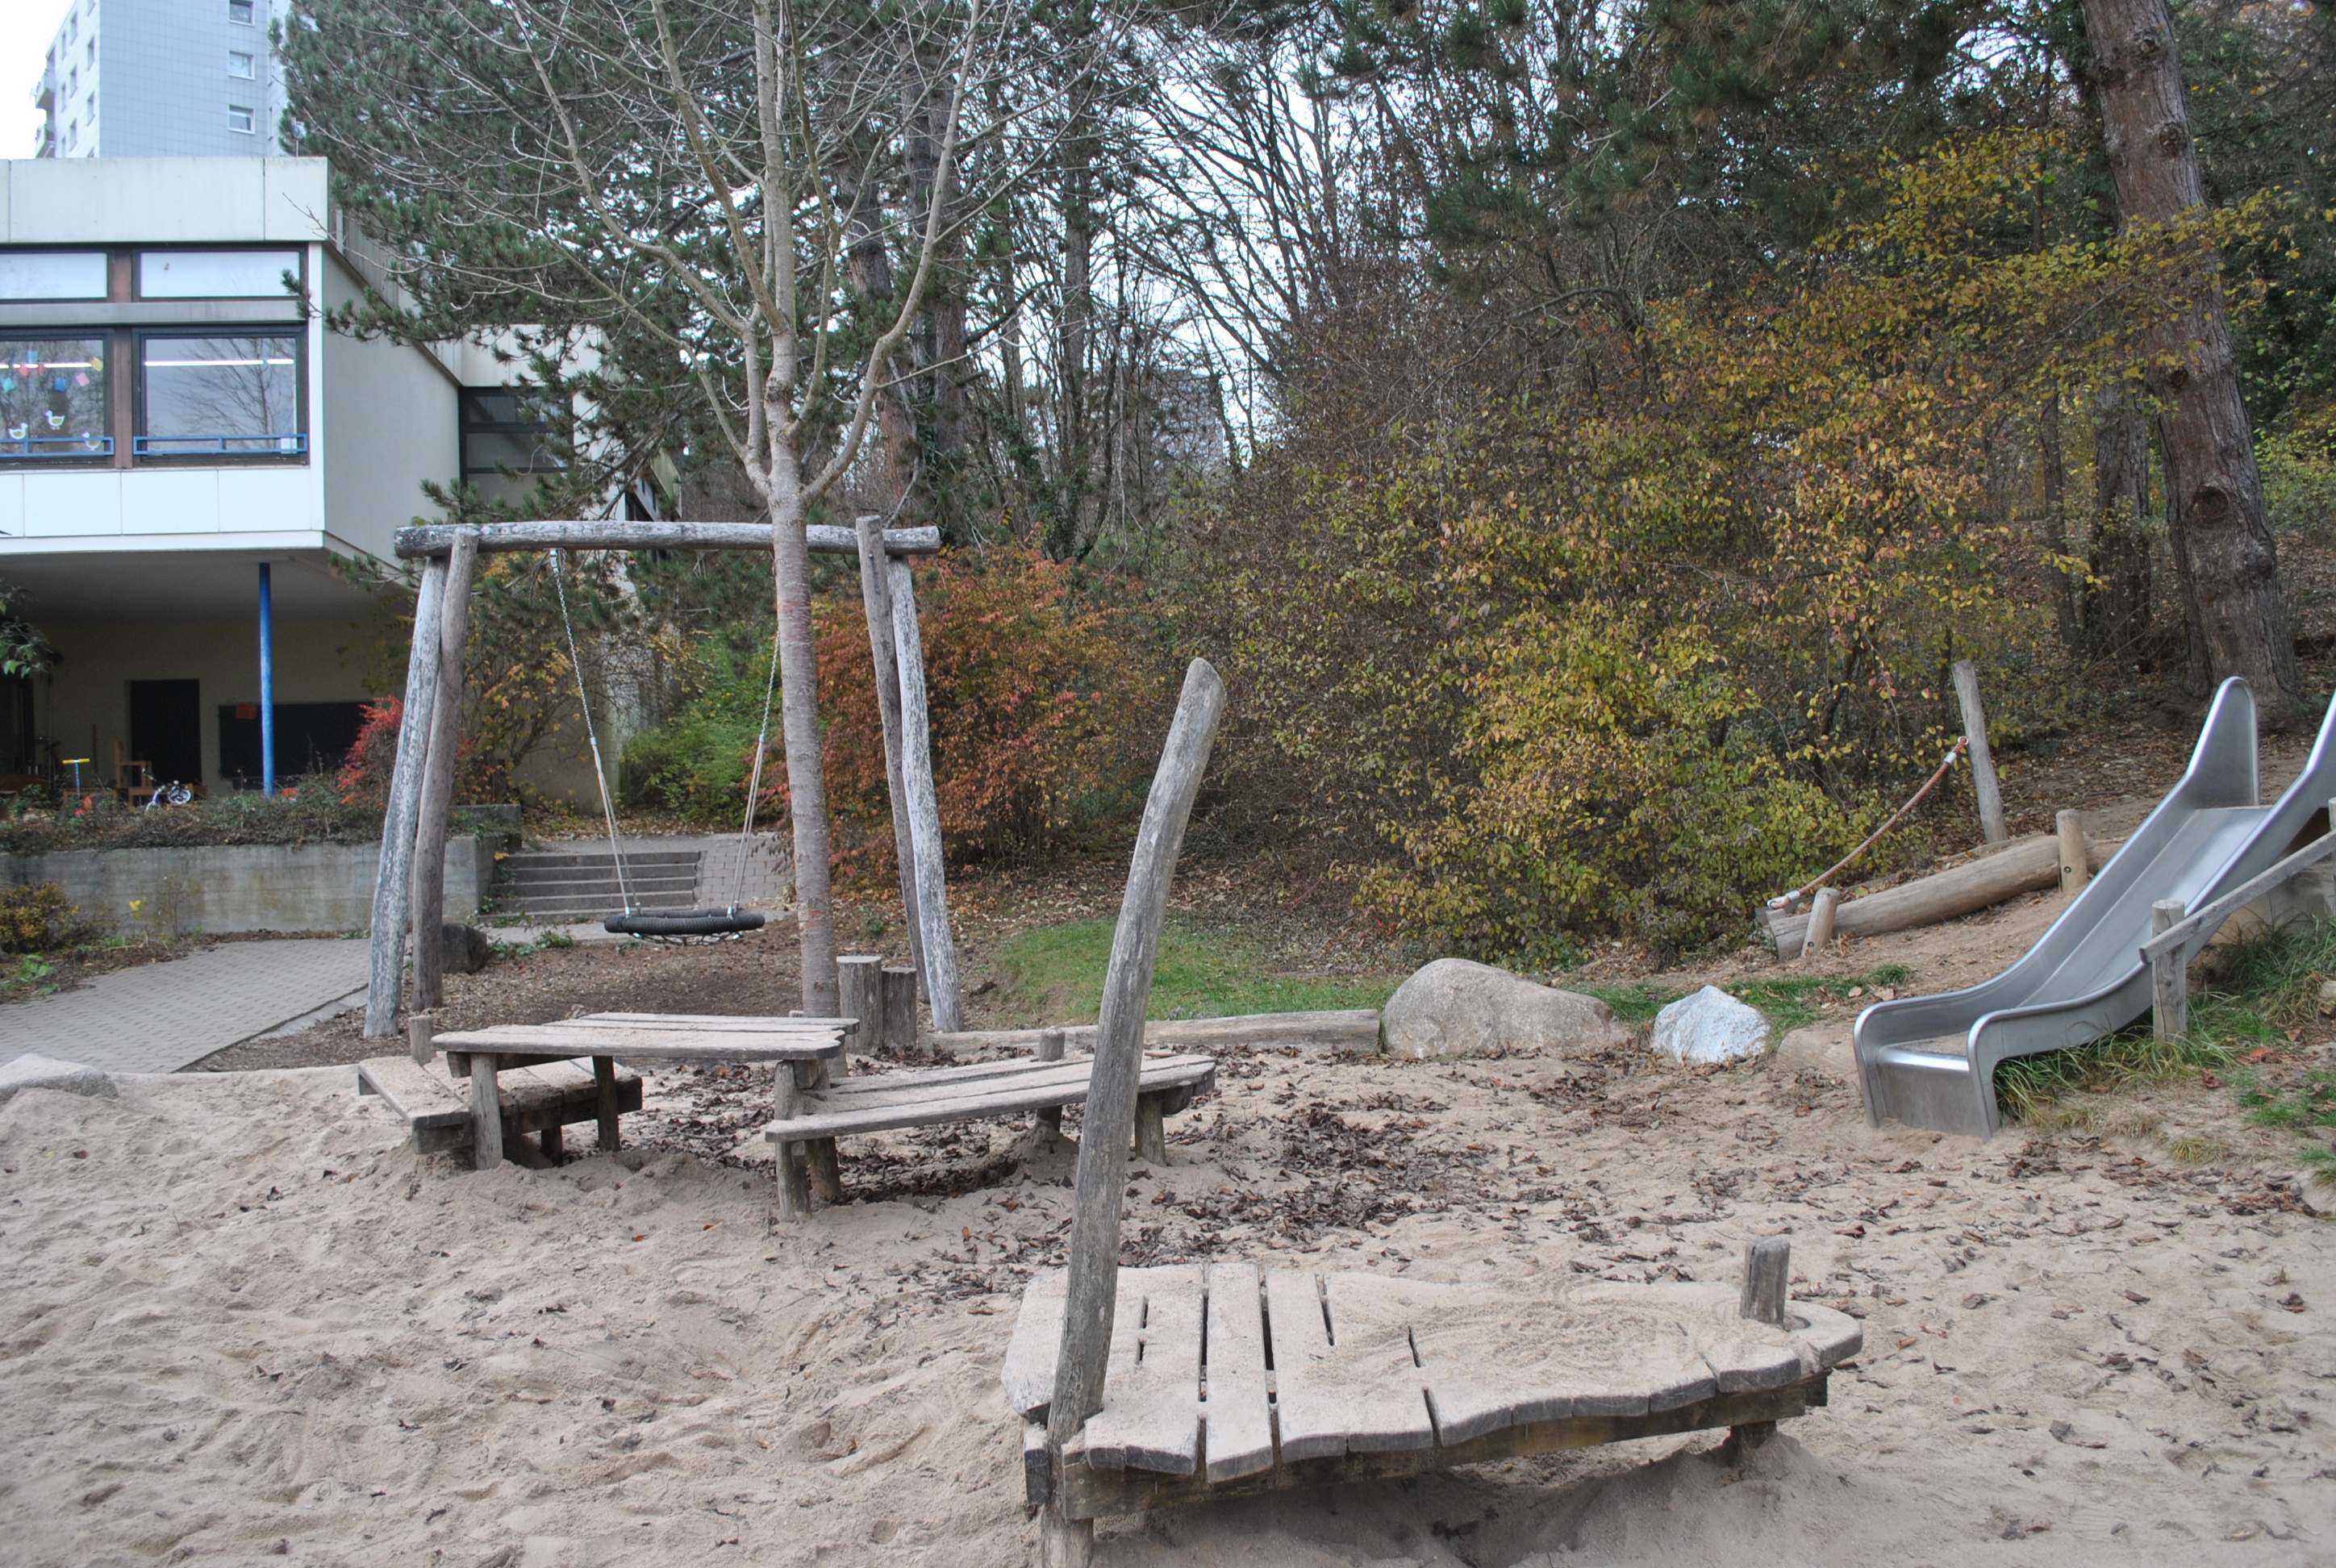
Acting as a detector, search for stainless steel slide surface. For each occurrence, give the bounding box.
[1852,679,2336,1138]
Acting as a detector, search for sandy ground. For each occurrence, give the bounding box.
[4,1016,2332,1567]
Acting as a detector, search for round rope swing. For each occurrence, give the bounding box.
[551,548,770,942]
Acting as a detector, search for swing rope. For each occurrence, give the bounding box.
[552,549,635,915]
[732,611,782,906]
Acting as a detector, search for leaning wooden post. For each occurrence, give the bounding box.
[887,557,965,1032]
[856,516,928,990]
[2055,810,2090,895]
[1044,659,1225,1562]
[1951,658,2009,846]
[2150,899,2188,1038]
[1796,887,1839,965]
[363,557,448,1036]
[409,527,479,1013]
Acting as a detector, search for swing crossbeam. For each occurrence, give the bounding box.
[393,521,940,559]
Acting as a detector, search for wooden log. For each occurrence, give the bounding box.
[1133,1092,1169,1165]
[772,1058,811,1220]
[1952,658,2009,845]
[888,559,964,1033]
[1762,833,2100,953]
[594,1055,620,1152]
[856,517,927,989]
[2151,899,2188,1039]
[927,1010,1384,1057]
[409,527,478,1013]
[469,1052,504,1170]
[1796,887,1839,965]
[364,556,448,1036]
[394,520,941,558]
[2056,809,2090,895]
[882,965,918,1052]
[1047,659,1226,1455]
[1037,1026,1065,1136]
[1740,1236,1790,1327]
[407,1009,436,1068]
[838,956,884,1053]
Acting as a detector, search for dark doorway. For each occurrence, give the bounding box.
[129,679,202,787]
[217,700,367,790]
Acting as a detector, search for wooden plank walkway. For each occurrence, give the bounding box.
[1003,1265,1861,1520]
[761,1052,1214,1142]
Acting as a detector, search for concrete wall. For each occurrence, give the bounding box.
[39,616,378,791]
[0,157,327,243]
[318,250,457,561]
[0,836,486,936]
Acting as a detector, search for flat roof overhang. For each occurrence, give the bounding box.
[0,533,386,623]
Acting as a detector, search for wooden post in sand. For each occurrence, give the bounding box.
[2056,811,2090,895]
[856,519,928,991]
[1952,659,2009,846]
[1740,1236,1790,1326]
[410,527,479,1013]
[364,557,448,1036]
[1041,661,1224,1568]
[1796,887,1839,965]
[469,1052,504,1169]
[2151,899,2188,1038]
[1036,1027,1065,1138]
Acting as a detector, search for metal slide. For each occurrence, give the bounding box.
[1853,678,2336,1138]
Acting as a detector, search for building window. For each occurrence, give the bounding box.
[0,251,108,301]
[137,249,302,299]
[227,104,255,134]
[228,0,254,23]
[460,389,565,481]
[137,334,304,458]
[228,51,255,79]
[0,337,112,461]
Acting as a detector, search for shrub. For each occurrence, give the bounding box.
[0,883,104,953]
[336,698,500,807]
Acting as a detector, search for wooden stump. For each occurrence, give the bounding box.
[1036,1027,1066,1137]
[1134,1092,1169,1165]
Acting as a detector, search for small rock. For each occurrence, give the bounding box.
[2048,1420,2073,1442]
[440,923,494,976]
[2318,979,2336,1003]
[0,1053,116,1105]
[1649,986,1771,1064]
[1380,958,1632,1060]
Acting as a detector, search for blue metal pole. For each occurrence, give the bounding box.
[258,562,277,796]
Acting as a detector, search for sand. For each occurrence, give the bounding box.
[3,1021,2332,1568]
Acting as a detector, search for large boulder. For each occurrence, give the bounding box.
[440,922,494,976]
[0,1053,116,1105]
[1382,958,1632,1060]
[1650,986,1771,1064]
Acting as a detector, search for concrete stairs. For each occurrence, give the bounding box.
[489,848,702,920]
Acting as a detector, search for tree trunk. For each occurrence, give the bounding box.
[2086,381,2154,660]
[1052,134,1095,562]
[769,463,838,1016]
[908,78,967,541]
[840,137,915,512]
[2081,0,2299,726]
[2040,392,2075,648]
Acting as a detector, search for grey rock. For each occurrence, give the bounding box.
[0,1053,117,1104]
[1649,986,1771,1064]
[1382,957,1632,1060]
[440,923,494,976]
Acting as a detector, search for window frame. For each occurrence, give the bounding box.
[133,245,306,302]
[132,328,308,465]
[228,51,256,81]
[226,103,256,135]
[0,332,115,465]
[227,0,255,24]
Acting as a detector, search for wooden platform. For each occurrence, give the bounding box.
[436,1011,852,1074]
[760,1051,1213,1142]
[1003,1264,1861,1520]
[357,1054,643,1157]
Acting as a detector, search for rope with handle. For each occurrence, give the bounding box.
[1767,737,1968,912]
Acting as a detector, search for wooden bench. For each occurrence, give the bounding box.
[762,1050,1215,1218]
[357,1053,643,1159]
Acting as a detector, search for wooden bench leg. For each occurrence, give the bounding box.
[805,1138,844,1203]
[469,1052,504,1170]
[594,1055,621,1151]
[1133,1092,1168,1165]
[1037,1505,1093,1568]
[540,1122,563,1162]
[772,1061,811,1220]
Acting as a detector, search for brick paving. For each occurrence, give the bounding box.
[0,939,373,1074]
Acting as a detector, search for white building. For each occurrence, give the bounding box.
[37,0,291,161]
[0,156,553,796]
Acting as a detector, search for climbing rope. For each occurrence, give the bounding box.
[1767,737,1969,912]
[551,549,635,915]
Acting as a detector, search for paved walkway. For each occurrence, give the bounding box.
[0,939,373,1074]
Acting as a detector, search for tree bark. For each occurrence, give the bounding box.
[770,470,838,1016]
[2082,0,2299,727]
[2087,381,2154,659]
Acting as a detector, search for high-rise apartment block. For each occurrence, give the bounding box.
[37,0,289,161]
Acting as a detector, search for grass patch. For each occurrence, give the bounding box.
[1993,917,2336,1180]
[1575,965,1908,1034]
[991,917,1401,1027]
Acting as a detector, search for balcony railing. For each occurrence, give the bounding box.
[0,434,116,458]
[132,432,308,457]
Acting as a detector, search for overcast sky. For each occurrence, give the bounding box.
[8,0,75,158]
